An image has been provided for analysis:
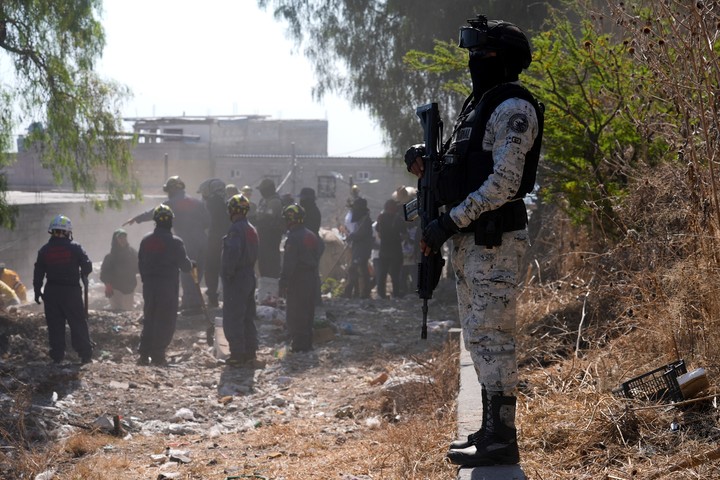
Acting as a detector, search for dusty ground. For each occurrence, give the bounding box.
[0,282,460,479]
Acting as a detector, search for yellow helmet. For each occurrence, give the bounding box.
[282,203,305,226]
[227,194,251,216]
[153,204,174,224]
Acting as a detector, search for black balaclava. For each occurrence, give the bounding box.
[469,52,510,99]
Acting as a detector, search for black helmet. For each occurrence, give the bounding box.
[163,176,186,193]
[258,178,275,191]
[352,197,368,211]
[458,15,532,70]
[197,178,225,198]
[153,204,174,225]
[299,187,316,201]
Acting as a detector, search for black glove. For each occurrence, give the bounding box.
[422,213,460,253]
[404,144,425,172]
[35,292,43,305]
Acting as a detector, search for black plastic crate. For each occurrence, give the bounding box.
[616,360,687,403]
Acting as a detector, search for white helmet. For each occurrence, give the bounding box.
[48,214,72,234]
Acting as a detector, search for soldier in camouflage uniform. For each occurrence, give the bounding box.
[406,15,544,467]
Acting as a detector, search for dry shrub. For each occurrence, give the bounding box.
[63,432,109,458]
[0,385,60,479]
[56,454,133,480]
[518,160,720,478]
[377,339,459,420]
[597,162,720,374]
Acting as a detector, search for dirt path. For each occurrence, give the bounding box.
[0,292,459,479]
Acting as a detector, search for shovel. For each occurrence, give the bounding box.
[82,275,89,320]
[190,265,215,346]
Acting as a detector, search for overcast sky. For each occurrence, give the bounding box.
[97,0,386,157]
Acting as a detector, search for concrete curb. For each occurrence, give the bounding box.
[453,329,526,480]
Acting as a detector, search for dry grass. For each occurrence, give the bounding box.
[6,164,720,479]
[7,177,720,479]
[1,340,459,480]
[514,159,720,478]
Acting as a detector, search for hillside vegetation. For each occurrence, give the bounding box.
[504,3,720,477]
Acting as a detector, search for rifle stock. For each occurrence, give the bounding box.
[415,103,446,339]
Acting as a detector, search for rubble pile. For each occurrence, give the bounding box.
[0,294,457,454]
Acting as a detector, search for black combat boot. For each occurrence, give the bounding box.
[447,394,519,467]
[150,353,167,366]
[449,387,488,449]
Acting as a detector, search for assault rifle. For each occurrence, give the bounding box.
[404,103,446,339]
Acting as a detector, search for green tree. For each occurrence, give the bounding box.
[0,0,138,229]
[405,7,670,236]
[257,0,561,156]
[524,12,670,235]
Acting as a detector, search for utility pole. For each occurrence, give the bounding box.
[291,142,297,196]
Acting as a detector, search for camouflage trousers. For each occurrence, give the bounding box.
[451,229,528,395]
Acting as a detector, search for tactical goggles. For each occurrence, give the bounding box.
[458,26,488,49]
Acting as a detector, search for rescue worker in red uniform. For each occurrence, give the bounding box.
[255,178,284,279]
[125,176,208,313]
[198,178,230,307]
[221,194,260,367]
[137,205,193,366]
[33,215,93,364]
[279,204,323,353]
[100,228,139,311]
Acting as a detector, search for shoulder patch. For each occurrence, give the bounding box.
[508,113,529,133]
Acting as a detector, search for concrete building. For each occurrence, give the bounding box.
[8,115,414,224]
[2,115,417,286]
